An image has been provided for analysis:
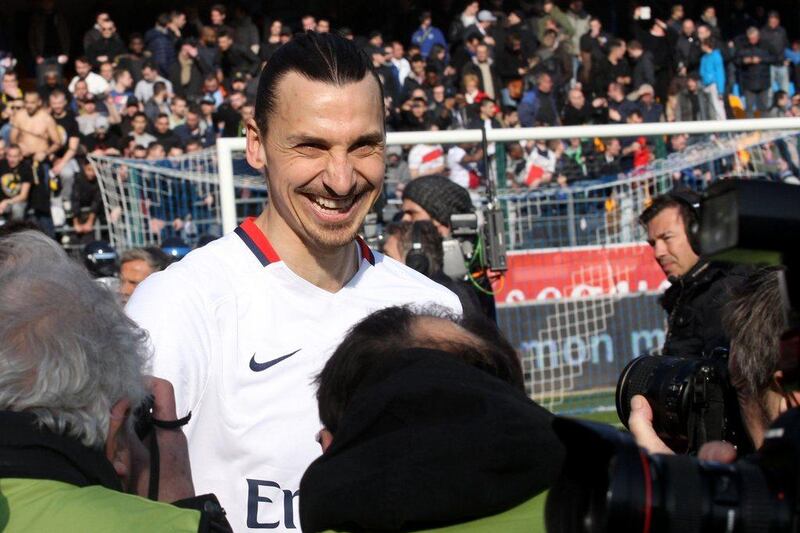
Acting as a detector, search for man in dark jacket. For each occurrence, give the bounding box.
[216,28,260,78]
[71,159,104,244]
[760,11,790,99]
[145,13,178,77]
[627,40,655,90]
[300,306,563,532]
[673,18,702,77]
[87,19,126,68]
[736,27,774,117]
[640,191,749,357]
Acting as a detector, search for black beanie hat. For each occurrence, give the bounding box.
[402,175,474,227]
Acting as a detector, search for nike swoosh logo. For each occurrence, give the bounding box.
[249,349,301,372]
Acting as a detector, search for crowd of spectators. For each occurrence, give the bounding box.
[1,1,799,242]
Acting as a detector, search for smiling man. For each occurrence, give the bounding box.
[126,32,460,532]
[639,190,749,357]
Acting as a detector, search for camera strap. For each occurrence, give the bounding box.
[146,412,192,501]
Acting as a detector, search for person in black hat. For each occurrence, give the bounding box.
[300,305,562,532]
[401,174,474,237]
[401,174,497,321]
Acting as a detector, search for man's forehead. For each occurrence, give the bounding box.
[270,71,383,133]
[648,207,684,232]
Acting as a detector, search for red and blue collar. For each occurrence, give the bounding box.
[235,217,375,267]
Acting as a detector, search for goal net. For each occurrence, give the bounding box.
[88,148,266,250]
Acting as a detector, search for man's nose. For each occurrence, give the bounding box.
[322,151,357,197]
[653,240,667,258]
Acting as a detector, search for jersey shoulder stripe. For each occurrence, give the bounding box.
[234,217,281,266]
[235,216,376,267]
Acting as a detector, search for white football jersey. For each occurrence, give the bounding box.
[126,218,461,531]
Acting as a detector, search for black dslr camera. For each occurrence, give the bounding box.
[616,351,752,453]
[546,408,800,533]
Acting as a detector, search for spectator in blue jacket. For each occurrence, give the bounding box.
[144,13,178,77]
[411,12,448,58]
[786,40,800,92]
[699,37,726,119]
[518,72,560,127]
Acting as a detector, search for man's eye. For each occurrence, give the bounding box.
[296,144,324,154]
[351,144,377,155]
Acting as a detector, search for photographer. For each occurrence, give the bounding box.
[299,305,562,532]
[0,230,229,531]
[630,267,797,459]
[640,191,750,357]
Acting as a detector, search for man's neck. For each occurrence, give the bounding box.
[257,207,359,293]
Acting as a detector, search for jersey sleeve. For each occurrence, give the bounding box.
[126,270,213,418]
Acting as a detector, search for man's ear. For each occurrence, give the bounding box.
[771,370,799,414]
[106,398,132,479]
[320,428,334,454]
[245,118,266,170]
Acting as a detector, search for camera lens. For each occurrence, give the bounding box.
[617,356,703,444]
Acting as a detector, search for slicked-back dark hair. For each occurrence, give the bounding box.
[638,193,698,233]
[254,31,383,137]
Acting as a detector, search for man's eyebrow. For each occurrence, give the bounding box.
[350,132,385,147]
[285,134,330,147]
[285,132,385,148]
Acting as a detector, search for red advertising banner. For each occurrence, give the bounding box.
[494,243,669,304]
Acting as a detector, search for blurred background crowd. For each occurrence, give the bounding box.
[0,0,798,246]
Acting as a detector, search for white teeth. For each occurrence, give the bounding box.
[311,195,355,210]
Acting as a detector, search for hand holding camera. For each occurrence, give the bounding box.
[132,377,195,502]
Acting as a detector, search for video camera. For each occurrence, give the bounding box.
[439,124,507,280]
[363,125,508,281]
[547,180,800,532]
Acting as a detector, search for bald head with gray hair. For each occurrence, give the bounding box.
[0,231,149,448]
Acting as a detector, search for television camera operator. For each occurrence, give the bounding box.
[401,174,498,321]
[640,190,750,357]
[383,220,483,318]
